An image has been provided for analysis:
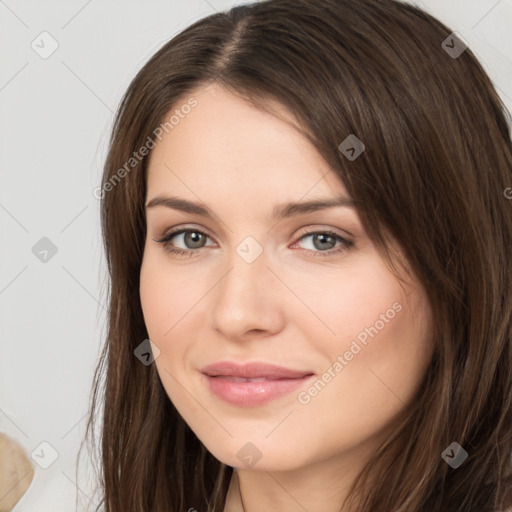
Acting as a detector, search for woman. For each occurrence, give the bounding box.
[82,0,512,510]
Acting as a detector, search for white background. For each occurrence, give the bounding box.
[1,0,511,510]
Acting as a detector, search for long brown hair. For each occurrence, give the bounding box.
[80,0,512,510]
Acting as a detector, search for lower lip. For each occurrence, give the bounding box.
[203,374,314,406]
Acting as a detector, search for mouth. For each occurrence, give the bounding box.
[200,361,315,406]
[214,377,285,382]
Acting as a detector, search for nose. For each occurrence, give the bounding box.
[210,248,286,341]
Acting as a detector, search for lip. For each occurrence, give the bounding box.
[201,361,315,407]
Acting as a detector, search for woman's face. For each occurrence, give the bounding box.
[139,83,433,472]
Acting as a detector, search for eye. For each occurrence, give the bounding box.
[153,227,214,257]
[291,229,354,258]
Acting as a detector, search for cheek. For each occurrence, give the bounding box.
[305,255,405,348]
[139,258,168,340]
[296,296,431,459]
[139,252,211,397]
[139,256,193,408]
[139,251,202,340]
[306,254,433,402]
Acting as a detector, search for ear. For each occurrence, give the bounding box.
[0,433,35,512]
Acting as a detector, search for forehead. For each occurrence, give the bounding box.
[146,84,349,202]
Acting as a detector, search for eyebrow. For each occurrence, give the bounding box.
[145,195,355,221]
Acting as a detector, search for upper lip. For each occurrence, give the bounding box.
[201,361,314,380]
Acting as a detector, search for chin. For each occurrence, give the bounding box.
[199,435,309,472]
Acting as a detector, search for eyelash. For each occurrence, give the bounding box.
[153,227,354,259]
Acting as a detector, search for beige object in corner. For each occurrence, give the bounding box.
[0,433,35,512]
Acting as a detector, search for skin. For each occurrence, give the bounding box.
[139,83,434,512]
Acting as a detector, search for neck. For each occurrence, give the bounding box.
[223,455,362,512]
